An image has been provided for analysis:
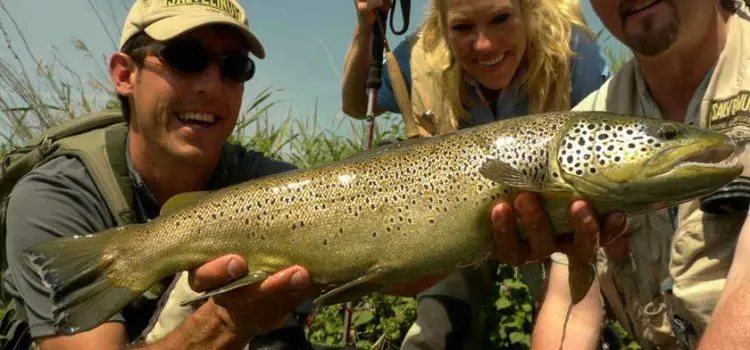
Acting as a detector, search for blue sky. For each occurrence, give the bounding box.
[0,0,629,135]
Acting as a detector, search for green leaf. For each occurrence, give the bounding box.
[495,297,512,310]
[353,310,375,327]
[510,331,529,345]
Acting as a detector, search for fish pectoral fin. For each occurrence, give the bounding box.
[161,191,211,215]
[567,257,597,305]
[479,158,569,193]
[178,270,271,308]
[313,268,390,307]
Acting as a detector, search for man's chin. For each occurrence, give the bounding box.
[625,30,679,57]
[166,142,222,166]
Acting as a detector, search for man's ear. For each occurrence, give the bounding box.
[110,52,135,96]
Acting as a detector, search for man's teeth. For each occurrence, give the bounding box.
[479,53,506,67]
[178,112,216,124]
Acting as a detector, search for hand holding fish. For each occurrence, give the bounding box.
[489,192,629,266]
[187,255,322,340]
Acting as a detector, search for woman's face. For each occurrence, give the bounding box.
[443,0,528,90]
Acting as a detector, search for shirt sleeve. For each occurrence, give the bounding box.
[568,26,609,107]
[2,156,123,338]
[376,37,413,114]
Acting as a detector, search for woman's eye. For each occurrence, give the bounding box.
[451,23,473,31]
[492,14,510,24]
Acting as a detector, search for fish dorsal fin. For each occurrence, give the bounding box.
[160,191,210,215]
[479,158,569,193]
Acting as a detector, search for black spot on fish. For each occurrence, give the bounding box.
[323,239,328,245]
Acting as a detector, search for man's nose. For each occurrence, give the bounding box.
[193,62,224,95]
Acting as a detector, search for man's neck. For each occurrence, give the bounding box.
[636,10,732,123]
[129,135,217,206]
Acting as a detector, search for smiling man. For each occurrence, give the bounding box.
[0,0,324,349]
[500,0,750,349]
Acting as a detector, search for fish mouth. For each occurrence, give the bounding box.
[645,141,741,178]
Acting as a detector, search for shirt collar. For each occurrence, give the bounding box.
[632,60,715,126]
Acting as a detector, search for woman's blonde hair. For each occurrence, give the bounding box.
[418,0,594,121]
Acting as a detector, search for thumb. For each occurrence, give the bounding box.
[189,254,248,293]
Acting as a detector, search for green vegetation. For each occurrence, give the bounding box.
[0,2,638,349]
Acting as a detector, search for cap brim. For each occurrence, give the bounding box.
[144,15,265,59]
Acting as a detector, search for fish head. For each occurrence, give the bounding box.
[555,113,743,214]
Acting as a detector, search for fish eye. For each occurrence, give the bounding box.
[657,124,680,140]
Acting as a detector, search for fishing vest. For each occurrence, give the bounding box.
[401,29,461,138]
[551,6,750,349]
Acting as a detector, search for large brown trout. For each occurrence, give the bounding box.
[23,111,742,335]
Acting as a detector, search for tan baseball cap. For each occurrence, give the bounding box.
[120,0,265,59]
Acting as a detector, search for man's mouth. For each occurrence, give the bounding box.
[477,52,507,68]
[622,0,662,17]
[176,112,221,128]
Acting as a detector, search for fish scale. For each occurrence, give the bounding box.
[23,111,744,336]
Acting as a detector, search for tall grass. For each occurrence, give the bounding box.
[0,2,636,349]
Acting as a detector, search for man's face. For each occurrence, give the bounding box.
[117,25,249,167]
[591,0,712,57]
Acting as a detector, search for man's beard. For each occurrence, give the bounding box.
[620,0,681,56]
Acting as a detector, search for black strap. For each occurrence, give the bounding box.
[104,124,135,225]
[700,176,750,214]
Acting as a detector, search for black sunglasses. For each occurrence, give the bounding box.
[134,37,256,83]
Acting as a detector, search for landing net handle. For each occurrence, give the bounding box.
[345,1,411,347]
[345,9,388,347]
[363,9,389,151]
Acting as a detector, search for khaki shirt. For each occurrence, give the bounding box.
[551,6,750,349]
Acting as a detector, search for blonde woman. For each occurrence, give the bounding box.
[341,0,611,348]
[342,0,608,137]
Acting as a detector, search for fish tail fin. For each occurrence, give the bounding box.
[22,225,142,335]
